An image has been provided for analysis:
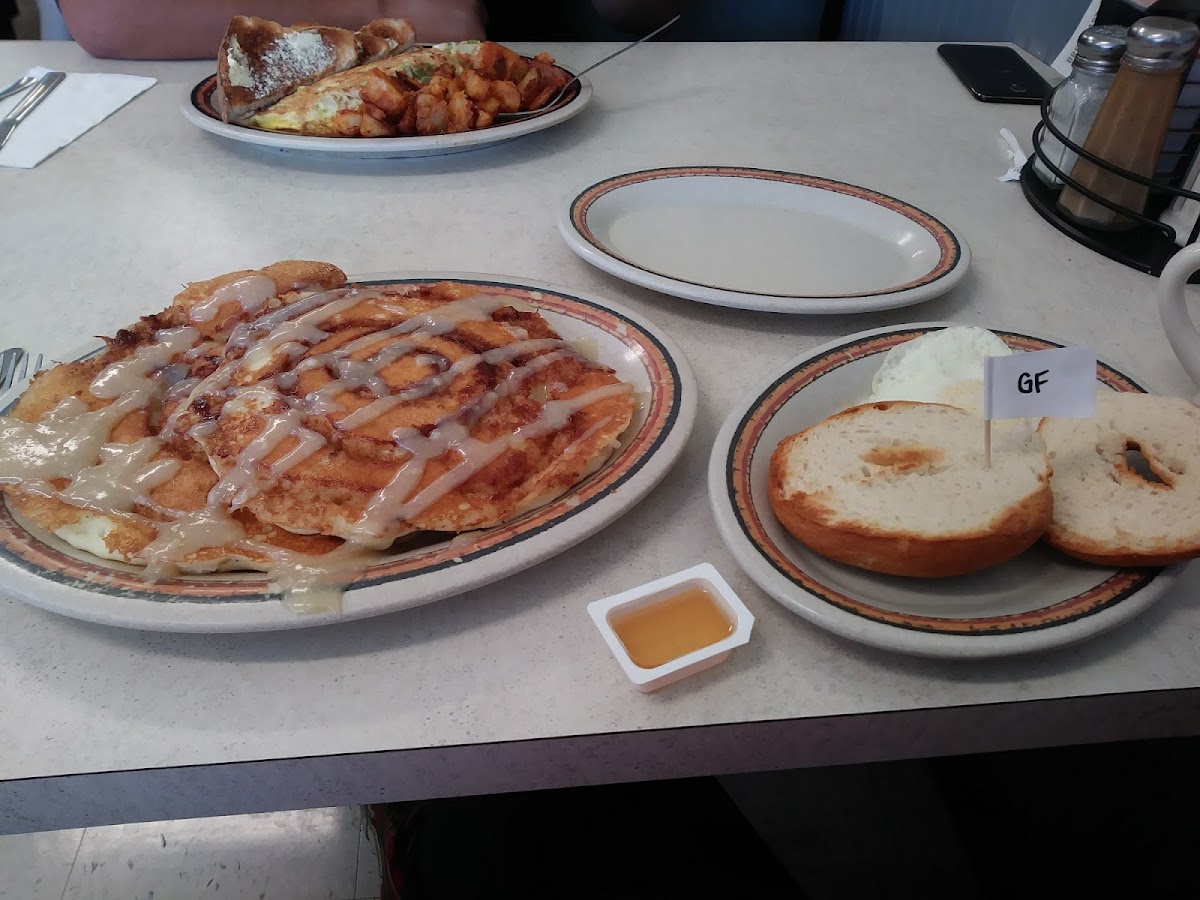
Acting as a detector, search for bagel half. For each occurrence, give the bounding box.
[1039,391,1200,567]
[768,401,1052,578]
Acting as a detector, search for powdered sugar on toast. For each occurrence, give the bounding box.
[226,32,334,94]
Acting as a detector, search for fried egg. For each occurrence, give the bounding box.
[866,326,1014,415]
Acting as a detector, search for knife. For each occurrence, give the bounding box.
[0,70,66,153]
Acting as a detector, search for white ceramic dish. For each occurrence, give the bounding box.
[0,274,695,633]
[708,322,1186,658]
[180,68,591,159]
[587,563,754,691]
[559,167,970,314]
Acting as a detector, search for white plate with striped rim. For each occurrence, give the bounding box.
[708,322,1185,658]
[182,63,591,159]
[0,274,695,632]
[559,166,971,314]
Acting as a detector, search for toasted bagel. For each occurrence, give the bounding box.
[1039,391,1200,567]
[768,401,1052,578]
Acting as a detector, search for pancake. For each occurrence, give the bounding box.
[171,281,635,545]
[0,267,636,584]
[0,261,347,575]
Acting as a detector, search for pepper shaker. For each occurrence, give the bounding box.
[1057,17,1200,230]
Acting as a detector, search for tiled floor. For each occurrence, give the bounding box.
[0,806,381,900]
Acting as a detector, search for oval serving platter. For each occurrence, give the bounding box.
[181,63,590,159]
[559,166,971,314]
[0,275,695,633]
[708,322,1185,658]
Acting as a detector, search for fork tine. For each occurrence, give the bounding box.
[0,351,14,390]
[0,349,43,393]
[0,355,18,393]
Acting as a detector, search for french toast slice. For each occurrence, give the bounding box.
[216,15,415,124]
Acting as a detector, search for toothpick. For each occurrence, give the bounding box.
[984,419,992,470]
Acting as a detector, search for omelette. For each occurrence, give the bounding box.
[248,43,476,134]
[0,263,635,579]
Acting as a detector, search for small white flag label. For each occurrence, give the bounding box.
[983,346,1098,420]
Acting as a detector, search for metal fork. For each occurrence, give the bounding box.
[0,349,44,393]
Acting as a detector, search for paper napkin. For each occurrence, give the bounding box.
[996,128,1028,183]
[0,66,156,169]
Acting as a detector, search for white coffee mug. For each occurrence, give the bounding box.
[1158,243,1200,387]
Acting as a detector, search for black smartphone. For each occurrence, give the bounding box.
[937,43,1051,104]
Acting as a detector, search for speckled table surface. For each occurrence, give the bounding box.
[2,41,1199,834]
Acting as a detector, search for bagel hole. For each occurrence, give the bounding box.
[1125,441,1167,485]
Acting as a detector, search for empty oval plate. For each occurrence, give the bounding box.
[559,166,970,314]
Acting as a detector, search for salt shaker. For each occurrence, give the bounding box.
[1033,25,1129,188]
[1058,17,1200,230]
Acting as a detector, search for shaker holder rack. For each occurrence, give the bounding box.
[1021,79,1200,277]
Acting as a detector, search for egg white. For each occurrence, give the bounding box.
[866,326,1014,415]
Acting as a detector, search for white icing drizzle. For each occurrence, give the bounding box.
[335,340,569,431]
[89,328,199,400]
[188,421,217,441]
[139,507,257,580]
[189,274,278,324]
[269,426,326,477]
[0,400,134,484]
[560,416,616,459]
[56,438,181,514]
[353,382,630,539]
[0,282,629,609]
[270,544,376,613]
[209,400,309,510]
[0,329,197,485]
